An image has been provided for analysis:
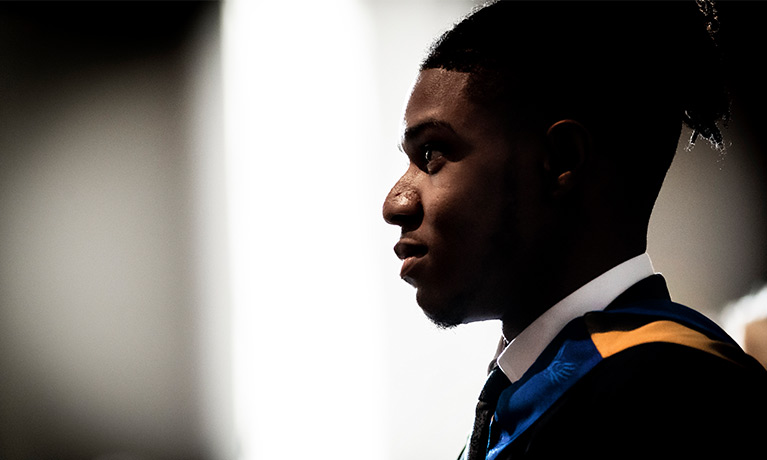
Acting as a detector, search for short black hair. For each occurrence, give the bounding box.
[421,0,730,221]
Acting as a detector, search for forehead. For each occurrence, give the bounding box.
[401,68,521,155]
[403,69,473,128]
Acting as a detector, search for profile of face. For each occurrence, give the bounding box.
[383,68,552,329]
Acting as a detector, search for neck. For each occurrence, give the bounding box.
[501,235,645,341]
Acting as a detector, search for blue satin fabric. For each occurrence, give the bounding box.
[485,299,738,460]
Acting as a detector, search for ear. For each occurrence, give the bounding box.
[544,119,592,198]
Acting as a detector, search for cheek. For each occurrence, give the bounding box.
[429,171,516,262]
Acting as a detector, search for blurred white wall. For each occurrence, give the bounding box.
[222,0,386,458]
[650,123,767,320]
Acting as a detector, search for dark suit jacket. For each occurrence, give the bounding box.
[490,275,767,459]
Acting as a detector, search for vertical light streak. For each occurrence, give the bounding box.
[222,1,385,458]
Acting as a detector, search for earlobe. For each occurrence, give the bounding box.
[544,119,592,197]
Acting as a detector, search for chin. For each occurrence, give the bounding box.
[416,289,477,329]
[424,310,464,330]
[417,285,506,329]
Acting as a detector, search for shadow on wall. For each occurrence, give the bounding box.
[0,3,230,460]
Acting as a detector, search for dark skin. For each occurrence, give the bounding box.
[383,68,646,341]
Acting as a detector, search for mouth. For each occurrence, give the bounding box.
[394,240,428,281]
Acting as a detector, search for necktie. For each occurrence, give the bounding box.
[466,366,510,460]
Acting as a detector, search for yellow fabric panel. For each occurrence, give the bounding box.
[591,320,737,362]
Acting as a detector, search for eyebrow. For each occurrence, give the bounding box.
[399,120,457,152]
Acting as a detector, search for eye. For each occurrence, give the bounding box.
[422,143,443,164]
[424,147,434,163]
[418,143,447,174]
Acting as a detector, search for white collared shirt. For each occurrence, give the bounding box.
[496,253,656,383]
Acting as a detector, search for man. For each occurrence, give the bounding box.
[382,1,767,458]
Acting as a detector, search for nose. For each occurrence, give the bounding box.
[383,171,423,230]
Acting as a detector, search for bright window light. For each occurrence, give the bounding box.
[222,1,386,458]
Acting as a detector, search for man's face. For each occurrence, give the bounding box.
[383,68,550,328]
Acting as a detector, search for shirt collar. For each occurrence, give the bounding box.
[496,253,656,383]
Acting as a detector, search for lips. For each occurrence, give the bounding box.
[394,239,428,281]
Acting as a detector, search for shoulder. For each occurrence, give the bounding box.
[579,340,766,414]
[497,296,767,459]
[516,341,767,458]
